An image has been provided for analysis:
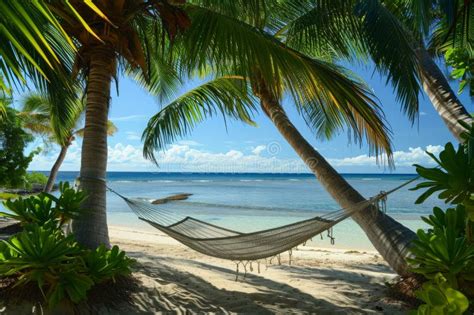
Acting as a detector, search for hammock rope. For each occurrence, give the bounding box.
[105,175,419,275]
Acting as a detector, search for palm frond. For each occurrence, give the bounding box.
[19,90,84,145]
[0,1,81,92]
[283,0,422,123]
[142,77,257,163]
[128,14,182,101]
[0,93,11,121]
[354,0,422,122]
[284,0,365,61]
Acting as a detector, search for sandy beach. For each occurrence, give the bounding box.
[108,225,409,314]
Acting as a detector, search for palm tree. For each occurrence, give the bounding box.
[281,0,472,141]
[19,93,117,193]
[22,1,189,248]
[141,2,419,275]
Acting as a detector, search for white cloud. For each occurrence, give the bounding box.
[420,111,427,116]
[110,114,147,122]
[328,145,442,167]
[28,143,443,173]
[251,145,266,155]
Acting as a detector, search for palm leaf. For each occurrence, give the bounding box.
[142,77,257,163]
[283,0,422,122]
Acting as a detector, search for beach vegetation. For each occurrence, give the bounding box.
[0,193,19,200]
[0,183,134,309]
[24,172,49,190]
[0,101,37,189]
[412,273,469,315]
[408,205,474,288]
[0,182,84,229]
[410,122,474,311]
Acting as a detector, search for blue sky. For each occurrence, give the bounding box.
[26,60,471,174]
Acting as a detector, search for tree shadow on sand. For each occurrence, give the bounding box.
[121,251,398,314]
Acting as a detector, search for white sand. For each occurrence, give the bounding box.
[108,225,408,314]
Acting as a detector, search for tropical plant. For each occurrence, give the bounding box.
[140,1,423,276]
[444,47,473,95]
[24,172,49,189]
[0,184,134,308]
[412,273,469,315]
[409,122,474,307]
[0,102,37,188]
[0,225,93,308]
[19,93,117,192]
[83,245,134,283]
[0,182,85,230]
[412,123,474,222]
[408,205,474,288]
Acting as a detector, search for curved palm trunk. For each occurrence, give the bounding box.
[254,79,416,276]
[43,142,70,193]
[416,46,472,141]
[72,47,115,248]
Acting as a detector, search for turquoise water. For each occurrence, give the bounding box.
[4,172,439,250]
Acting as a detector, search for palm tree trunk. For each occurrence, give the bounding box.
[72,47,115,248]
[416,46,472,141]
[43,142,70,193]
[254,78,416,276]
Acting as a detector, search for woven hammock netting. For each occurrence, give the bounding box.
[111,174,418,262]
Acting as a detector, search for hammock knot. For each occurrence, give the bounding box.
[378,191,388,214]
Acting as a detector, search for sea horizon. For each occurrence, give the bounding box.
[30,170,418,175]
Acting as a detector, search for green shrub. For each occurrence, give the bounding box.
[24,172,48,189]
[412,273,469,315]
[0,192,19,200]
[0,225,93,306]
[0,105,36,189]
[407,205,474,288]
[0,182,85,230]
[408,122,474,312]
[0,182,134,309]
[83,245,134,283]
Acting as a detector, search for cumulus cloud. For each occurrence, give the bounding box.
[28,142,443,173]
[328,145,442,167]
[251,145,266,155]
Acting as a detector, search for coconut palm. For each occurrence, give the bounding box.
[20,0,188,248]
[281,0,472,141]
[19,93,117,193]
[141,2,421,275]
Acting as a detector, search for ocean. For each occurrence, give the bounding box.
[4,172,440,250]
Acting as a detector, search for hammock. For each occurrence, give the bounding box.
[108,176,418,264]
